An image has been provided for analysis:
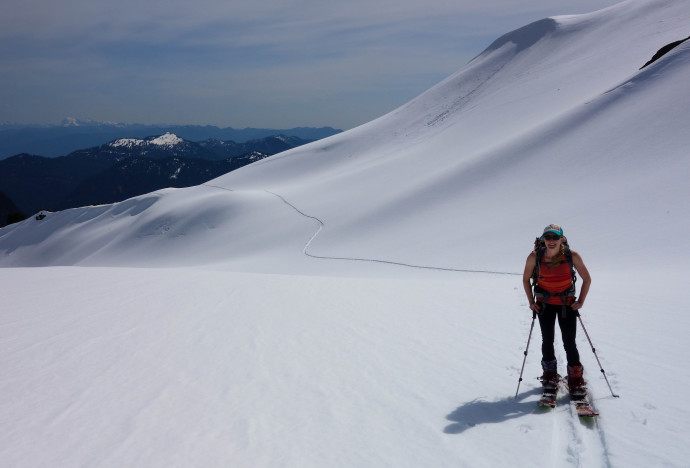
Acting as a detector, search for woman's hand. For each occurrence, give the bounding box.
[571,300,584,310]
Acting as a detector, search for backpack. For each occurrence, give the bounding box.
[531,236,577,306]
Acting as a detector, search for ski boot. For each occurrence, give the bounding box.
[567,365,587,400]
[537,359,560,408]
[539,359,560,390]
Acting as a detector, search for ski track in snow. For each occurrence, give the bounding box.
[538,332,613,468]
[267,187,520,277]
[203,182,520,276]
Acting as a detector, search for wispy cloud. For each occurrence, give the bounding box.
[0,0,616,129]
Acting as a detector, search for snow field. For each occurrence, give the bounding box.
[0,267,522,467]
[2,265,688,467]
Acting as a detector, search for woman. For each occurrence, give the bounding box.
[522,224,592,396]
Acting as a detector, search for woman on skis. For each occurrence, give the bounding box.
[522,224,592,396]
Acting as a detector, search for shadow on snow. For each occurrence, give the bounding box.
[444,387,543,434]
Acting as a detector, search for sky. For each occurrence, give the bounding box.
[1,0,615,130]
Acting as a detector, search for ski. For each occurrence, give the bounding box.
[572,397,599,417]
[537,390,557,408]
[536,375,560,408]
[562,378,599,417]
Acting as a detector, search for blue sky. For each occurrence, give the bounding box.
[0,0,614,130]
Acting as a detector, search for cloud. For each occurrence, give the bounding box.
[0,0,616,129]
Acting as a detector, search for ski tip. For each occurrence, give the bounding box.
[575,407,599,417]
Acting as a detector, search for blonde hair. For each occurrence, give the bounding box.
[533,237,566,268]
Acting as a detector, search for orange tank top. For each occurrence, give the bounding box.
[537,257,573,304]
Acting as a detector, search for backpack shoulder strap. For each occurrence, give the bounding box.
[563,243,576,287]
[532,237,545,288]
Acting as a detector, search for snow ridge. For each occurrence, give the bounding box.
[109,132,183,149]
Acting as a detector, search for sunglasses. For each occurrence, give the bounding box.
[543,234,562,241]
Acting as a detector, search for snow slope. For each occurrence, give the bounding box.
[9,267,686,468]
[2,0,689,275]
[2,1,690,466]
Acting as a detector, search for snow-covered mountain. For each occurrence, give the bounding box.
[0,122,342,159]
[92,132,212,159]
[60,117,125,128]
[1,1,689,466]
[109,132,185,149]
[2,0,688,273]
[0,133,315,214]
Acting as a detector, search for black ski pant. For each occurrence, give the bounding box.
[537,302,581,367]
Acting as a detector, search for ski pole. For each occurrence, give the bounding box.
[515,310,537,398]
[576,312,620,398]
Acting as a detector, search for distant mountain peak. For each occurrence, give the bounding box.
[110,138,145,148]
[149,133,184,146]
[1,125,341,159]
[61,117,122,128]
[61,117,79,127]
[108,133,184,149]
